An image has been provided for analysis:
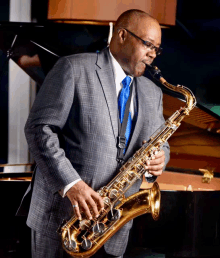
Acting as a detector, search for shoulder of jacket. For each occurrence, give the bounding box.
[63,52,97,63]
[136,76,162,95]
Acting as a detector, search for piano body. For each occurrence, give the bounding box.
[0,21,220,258]
[131,95,220,258]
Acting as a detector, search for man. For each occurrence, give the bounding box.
[23,9,170,258]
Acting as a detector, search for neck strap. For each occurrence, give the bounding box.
[116,82,134,165]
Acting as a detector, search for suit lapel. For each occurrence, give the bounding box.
[96,48,118,139]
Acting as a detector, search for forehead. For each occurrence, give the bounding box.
[133,18,161,45]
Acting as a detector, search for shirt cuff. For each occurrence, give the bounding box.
[145,171,153,178]
[59,179,82,198]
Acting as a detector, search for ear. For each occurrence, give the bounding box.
[118,29,127,44]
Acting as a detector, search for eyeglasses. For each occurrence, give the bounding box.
[121,28,162,56]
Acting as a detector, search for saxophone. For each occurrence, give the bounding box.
[59,65,196,258]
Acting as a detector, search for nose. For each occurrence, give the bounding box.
[147,48,157,59]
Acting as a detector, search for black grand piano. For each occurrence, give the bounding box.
[0,21,220,258]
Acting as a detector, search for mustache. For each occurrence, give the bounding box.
[142,60,154,69]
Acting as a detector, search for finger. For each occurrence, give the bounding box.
[142,162,149,170]
[149,153,165,165]
[79,200,93,220]
[148,170,163,176]
[148,162,164,172]
[143,156,150,166]
[149,157,164,166]
[142,164,162,176]
[86,196,100,218]
[154,150,165,158]
[72,202,82,220]
[92,192,104,212]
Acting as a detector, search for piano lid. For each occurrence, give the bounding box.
[0,21,110,85]
[163,94,220,173]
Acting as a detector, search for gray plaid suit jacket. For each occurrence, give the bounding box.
[22,48,170,256]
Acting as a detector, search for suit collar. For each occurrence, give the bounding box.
[96,48,118,139]
[108,50,133,87]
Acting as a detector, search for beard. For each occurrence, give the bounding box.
[132,61,147,77]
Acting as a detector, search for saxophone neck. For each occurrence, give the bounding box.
[146,65,197,112]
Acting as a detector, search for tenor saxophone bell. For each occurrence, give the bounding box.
[61,182,160,258]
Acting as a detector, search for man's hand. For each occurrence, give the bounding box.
[144,150,165,176]
[66,180,104,220]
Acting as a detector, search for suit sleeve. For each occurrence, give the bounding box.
[157,88,170,167]
[145,86,170,183]
[25,56,81,194]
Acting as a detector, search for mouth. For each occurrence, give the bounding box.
[142,61,152,69]
[143,59,152,65]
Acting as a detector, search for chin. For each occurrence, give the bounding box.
[126,65,145,77]
[133,69,145,77]
[132,63,147,77]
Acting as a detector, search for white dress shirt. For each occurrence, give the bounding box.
[109,50,135,118]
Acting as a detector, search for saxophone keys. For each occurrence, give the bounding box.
[79,219,92,230]
[119,194,125,200]
[107,208,121,221]
[81,238,92,250]
[64,228,77,251]
[103,197,111,207]
[92,222,105,234]
[109,189,118,199]
[64,238,77,251]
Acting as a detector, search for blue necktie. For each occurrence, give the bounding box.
[118,76,132,148]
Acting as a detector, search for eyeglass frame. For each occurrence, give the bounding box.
[119,28,162,56]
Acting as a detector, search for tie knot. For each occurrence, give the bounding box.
[122,76,131,88]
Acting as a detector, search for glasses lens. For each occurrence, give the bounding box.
[155,47,162,56]
[145,41,162,56]
[145,41,153,49]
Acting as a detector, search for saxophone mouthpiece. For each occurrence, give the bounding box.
[145,64,162,81]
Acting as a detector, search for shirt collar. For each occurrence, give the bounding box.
[109,49,133,85]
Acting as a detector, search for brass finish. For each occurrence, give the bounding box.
[0,177,32,181]
[50,19,113,26]
[61,183,160,257]
[0,163,33,167]
[50,20,170,29]
[199,168,214,183]
[60,65,196,258]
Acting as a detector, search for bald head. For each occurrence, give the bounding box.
[114,9,158,31]
[109,9,161,77]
